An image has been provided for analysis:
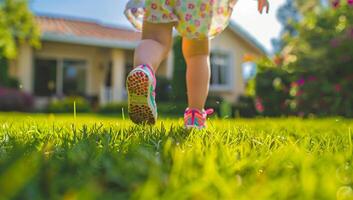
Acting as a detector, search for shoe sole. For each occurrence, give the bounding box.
[126,69,156,125]
[185,125,205,130]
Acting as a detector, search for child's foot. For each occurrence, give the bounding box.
[126,64,157,125]
[184,108,214,129]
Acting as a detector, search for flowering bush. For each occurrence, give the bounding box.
[254,58,294,116]
[287,2,353,117]
[0,87,34,111]
[332,0,353,8]
[254,2,353,117]
[47,97,91,113]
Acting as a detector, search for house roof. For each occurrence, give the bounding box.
[36,15,141,49]
[36,14,267,54]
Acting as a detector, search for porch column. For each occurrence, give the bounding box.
[17,43,33,93]
[111,49,125,102]
[166,50,174,79]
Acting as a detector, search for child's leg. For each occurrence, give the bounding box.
[182,38,210,111]
[127,21,174,125]
[134,21,174,72]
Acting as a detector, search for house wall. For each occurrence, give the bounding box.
[8,29,261,107]
[210,29,263,103]
[9,41,171,107]
[12,43,34,93]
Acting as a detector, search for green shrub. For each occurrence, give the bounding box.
[98,102,128,115]
[156,76,172,102]
[286,4,353,117]
[0,57,19,89]
[157,102,187,117]
[47,97,91,113]
[98,96,227,118]
[254,58,294,117]
[171,37,187,102]
[232,96,257,118]
[220,101,232,118]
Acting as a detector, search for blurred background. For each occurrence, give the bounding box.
[0,0,352,118]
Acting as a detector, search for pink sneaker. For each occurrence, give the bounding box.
[184,108,214,129]
[126,64,157,125]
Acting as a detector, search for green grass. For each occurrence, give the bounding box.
[0,113,353,200]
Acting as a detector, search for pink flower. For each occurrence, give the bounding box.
[255,97,265,113]
[165,0,171,5]
[194,20,201,27]
[151,3,157,9]
[334,84,342,92]
[200,3,207,11]
[185,14,192,21]
[209,0,215,5]
[332,0,353,7]
[296,78,305,86]
[332,0,340,8]
[217,7,224,14]
[169,13,175,19]
[188,3,195,9]
[330,38,340,48]
[307,76,317,82]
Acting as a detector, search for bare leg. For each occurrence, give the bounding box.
[134,21,174,72]
[182,38,211,111]
[127,21,174,125]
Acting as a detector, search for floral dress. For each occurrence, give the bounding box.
[125,0,238,39]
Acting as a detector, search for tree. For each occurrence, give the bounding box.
[283,2,353,116]
[272,0,300,52]
[256,1,353,117]
[0,0,40,58]
[0,0,39,87]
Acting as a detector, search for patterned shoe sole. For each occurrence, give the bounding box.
[185,125,205,130]
[126,69,156,125]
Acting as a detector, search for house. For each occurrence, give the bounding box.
[8,14,266,109]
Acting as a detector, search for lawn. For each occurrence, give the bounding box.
[0,113,352,200]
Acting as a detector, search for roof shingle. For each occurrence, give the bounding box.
[36,15,141,42]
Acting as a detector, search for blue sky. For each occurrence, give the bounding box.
[30,0,286,53]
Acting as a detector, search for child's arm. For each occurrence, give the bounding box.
[258,0,270,14]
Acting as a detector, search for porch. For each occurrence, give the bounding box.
[9,42,172,109]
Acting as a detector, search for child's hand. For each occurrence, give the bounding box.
[258,0,269,14]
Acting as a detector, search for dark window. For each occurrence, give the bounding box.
[63,60,86,96]
[210,52,231,87]
[34,59,57,96]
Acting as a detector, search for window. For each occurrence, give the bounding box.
[34,59,57,96]
[242,62,256,80]
[210,52,232,90]
[34,58,87,97]
[63,60,86,96]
